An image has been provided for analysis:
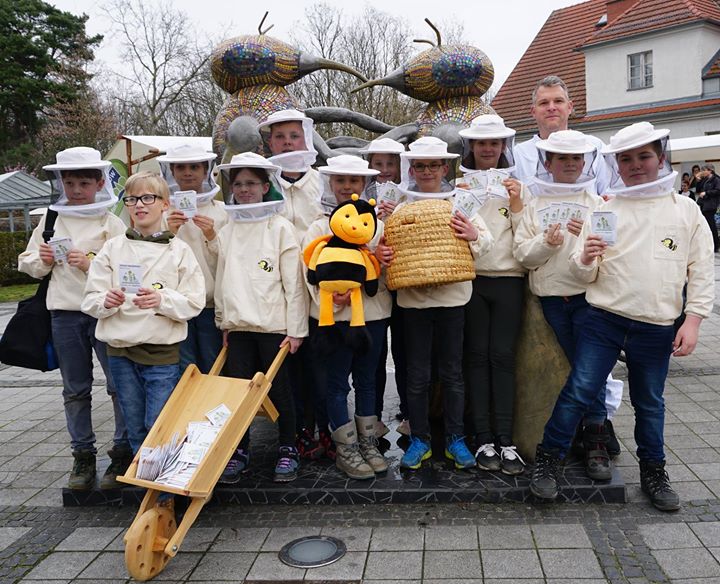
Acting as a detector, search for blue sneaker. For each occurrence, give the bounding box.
[219,448,250,484]
[400,436,432,469]
[273,446,299,483]
[445,435,475,469]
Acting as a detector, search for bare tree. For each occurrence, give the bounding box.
[102,0,219,136]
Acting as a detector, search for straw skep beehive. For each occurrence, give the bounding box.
[384,199,475,290]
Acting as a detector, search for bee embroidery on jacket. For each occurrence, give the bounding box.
[499,207,509,218]
[258,259,274,272]
[660,238,677,252]
[86,251,96,260]
[151,282,164,290]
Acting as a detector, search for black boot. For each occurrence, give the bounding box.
[68,450,96,490]
[640,460,680,512]
[100,445,134,490]
[605,419,621,457]
[529,445,562,500]
[583,423,612,481]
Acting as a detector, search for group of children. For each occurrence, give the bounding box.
[20,103,714,513]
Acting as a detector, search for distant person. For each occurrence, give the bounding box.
[696,163,720,252]
[513,76,610,194]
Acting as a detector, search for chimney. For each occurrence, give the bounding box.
[606,0,638,23]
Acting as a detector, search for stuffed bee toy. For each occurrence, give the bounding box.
[303,194,380,352]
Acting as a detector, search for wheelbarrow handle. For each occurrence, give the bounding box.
[265,344,290,384]
[208,346,227,376]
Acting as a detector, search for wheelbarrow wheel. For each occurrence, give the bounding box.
[124,507,177,581]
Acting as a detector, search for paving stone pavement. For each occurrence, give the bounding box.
[0,256,719,583]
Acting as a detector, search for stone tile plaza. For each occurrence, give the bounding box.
[0,257,717,582]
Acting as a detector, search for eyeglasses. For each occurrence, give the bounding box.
[411,162,445,172]
[123,194,160,207]
[232,181,264,189]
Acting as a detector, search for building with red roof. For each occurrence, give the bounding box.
[492,0,720,143]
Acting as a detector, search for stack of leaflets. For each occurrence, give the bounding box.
[135,403,232,489]
[170,190,198,218]
[536,202,590,230]
[590,211,617,245]
[49,237,73,264]
[453,188,486,218]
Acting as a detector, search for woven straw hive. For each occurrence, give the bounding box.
[384,199,475,290]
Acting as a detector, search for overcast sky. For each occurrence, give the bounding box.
[50,0,584,91]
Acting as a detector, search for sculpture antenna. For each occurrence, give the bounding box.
[258,11,274,35]
[413,39,436,47]
[424,18,442,47]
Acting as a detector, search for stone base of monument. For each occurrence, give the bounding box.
[63,419,625,507]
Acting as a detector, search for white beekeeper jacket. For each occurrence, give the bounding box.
[81,234,205,347]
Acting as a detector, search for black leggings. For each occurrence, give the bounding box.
[224,331,296,447]
[464,276,525,442]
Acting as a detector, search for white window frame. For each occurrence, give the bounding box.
[627,51,653,90]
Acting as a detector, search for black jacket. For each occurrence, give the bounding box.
[697,173,720,213]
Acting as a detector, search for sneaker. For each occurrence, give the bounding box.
[295,427,324,460]
[640,460,680,512]
[499,445,526,476]
[68,450,96,490]
[396,419,411,436]
[605,419,621,457]
[100,445,133,490]
[583,423,612,481]
[475,443,501,471]
[400,436,432,469]
[274,446,300,483]
[219,448,250,484]
[529,445,561,500]
[445,435,475,470]
[318,430,336,461]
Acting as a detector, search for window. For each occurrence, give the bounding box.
[628,51,653,90]
[703,77,720,96]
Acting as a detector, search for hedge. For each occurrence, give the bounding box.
[0,233,37,286]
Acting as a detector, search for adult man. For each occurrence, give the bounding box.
[696,163,720,253]
[513,76,610,194]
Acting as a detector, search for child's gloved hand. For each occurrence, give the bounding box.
[375,236,394,266]
[133,288,162,309]
[580,233,607,265]
[280,336,303,354]
[39,242,55,266]
[192,214,216,241]
[544,223,564,247]
[450,212,479,241]
[104,288,126,309]
[67,249,91,272]
[166,210,188,234]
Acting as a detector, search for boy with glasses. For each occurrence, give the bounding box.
[82,172,205,454]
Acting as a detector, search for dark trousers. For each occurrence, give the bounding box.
[404,306,465,440]
[225,331,296,447]
[702,210,719,252]
[376,293,408,419]
[463,277,524,442]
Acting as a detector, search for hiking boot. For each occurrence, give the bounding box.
[318,430,336,460]
[396,419,411,436]
[529,445,561,500]
[295,427,324,460]
[68,450,96,490]
[498,444,526,476]
[445,435,475,470]
[219,448,250,484]
[100,444,133,490]
[475,442,501,471]
[583,423,612,481]
[273,446,299,483]
[605,419,621,457]
[400,436,432,470]
[332,421,374,479]
[356,415,388,473]
[640,460,680,512]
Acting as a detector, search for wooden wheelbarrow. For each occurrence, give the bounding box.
[118,345,288,581]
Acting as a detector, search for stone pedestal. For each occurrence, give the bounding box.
[512,287,570,462]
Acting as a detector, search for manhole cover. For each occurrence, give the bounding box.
[278,535,346,568]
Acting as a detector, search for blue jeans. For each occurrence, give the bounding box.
[325,320,387,430]
[179,307,223,374]
[539,294,606,422]
[51,310,129,453]
[542,308,674,462]
[108,357,179,453]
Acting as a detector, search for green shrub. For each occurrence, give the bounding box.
[0,233,37,286]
